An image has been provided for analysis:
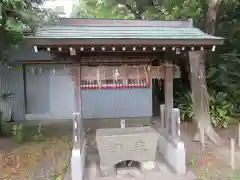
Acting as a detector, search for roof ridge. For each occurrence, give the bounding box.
[51,18,193,28]
[40,25,195,29]
[56,17,192,22]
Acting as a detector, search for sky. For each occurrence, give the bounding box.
[43,0,77,17]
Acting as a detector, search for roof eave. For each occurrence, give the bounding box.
[24,37,224,46]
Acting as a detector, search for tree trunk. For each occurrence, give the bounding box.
[189,51,221,146]
[190,0,222,146]
[0,111,2,136]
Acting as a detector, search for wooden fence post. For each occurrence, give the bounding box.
[230,138,235,170]
[160,104,165,129]
[173,108,181,138]
[200,128,205,150]
[120,120,125,128]
[238,123,240,147]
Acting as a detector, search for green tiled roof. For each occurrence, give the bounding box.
[27,25,223,41]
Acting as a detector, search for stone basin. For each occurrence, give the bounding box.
[96,126,159,176]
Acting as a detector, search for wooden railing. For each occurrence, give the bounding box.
[72,112,84,151]
[160,104,181,138]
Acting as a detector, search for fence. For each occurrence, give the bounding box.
[160,104,181,138]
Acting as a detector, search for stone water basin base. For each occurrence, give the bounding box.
[96,127,159,176]
[84,153,196,180]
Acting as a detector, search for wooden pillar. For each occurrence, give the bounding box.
[160,104,165,129]
[72,112,82,149]
[164,61,173,135]
[173,108,181,137]
[73,66,84,150]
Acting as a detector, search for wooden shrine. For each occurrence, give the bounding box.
[23,18,224,180]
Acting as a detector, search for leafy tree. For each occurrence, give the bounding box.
[0,0,57,63]
[0,0,57,135]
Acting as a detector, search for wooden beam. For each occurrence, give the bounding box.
[36,45,211,53]
[22,65,27,114]
[72,66,84,151]
[20,60,152,66]
[164,60,174,135]
[26,38,224,46]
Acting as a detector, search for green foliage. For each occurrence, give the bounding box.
[187,157,196,168]
[1,0,57,31]
[0,89,14,101]
[72,0,135,19]
[2,121,13,136]
[231,170,240,180]
[0,0,58,63]
[51,160,70,180]
[51,171,62,180]
[176,91,194,122]
[143,0,204,22]
[0,89,14,124]
[0,111,2,135]
[12,124,24,142]
[209,91,239,128]
[176,90,239,128]
[74,0,205,22]
[6,121,72,143]
[11,123,44,143]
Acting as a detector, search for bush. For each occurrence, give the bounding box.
[2,121,14,136]
[12,123,44,143]
[0,111,2,135]
[176,90,239,128]
[0,119,72,143]
[9,121,71,143]
[0,111,14,136]
[209,91,239,128]
[176,91,194,122]
[0,122,44,143]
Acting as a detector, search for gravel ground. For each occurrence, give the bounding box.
[181,123,240,180]
[64,166,72,180]
[28,147,72,180]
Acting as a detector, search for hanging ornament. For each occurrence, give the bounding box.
[52,68,56,75]
[174,65,181,78]
[113,68,120,81]
[112,68,119,88]
[82,80,86,89]
[97,66,101,89]
[147,65,151,71]
[88,80,91,89]
[85,80,88,89]
[38,67,43,76]
[137,66,140,87]
[31,67,35,75]
[144,65,148,87]
[90,80,93,88]
[146,65,151,87]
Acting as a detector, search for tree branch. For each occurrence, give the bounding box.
[205,0,221,35]
[124,4,142,19]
